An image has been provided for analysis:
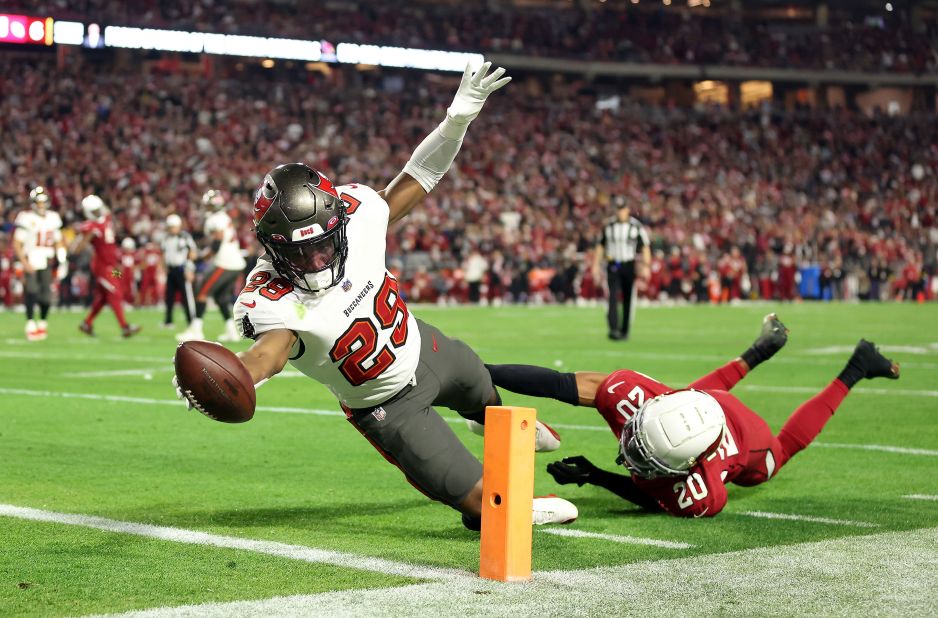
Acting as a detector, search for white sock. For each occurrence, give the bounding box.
[191,318,204,331]
[38,320,47,330]
[26,319,36,331]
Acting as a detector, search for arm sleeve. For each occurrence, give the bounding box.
[401,117,466,194]
[587,469,663,511]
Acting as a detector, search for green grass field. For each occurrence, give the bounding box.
[1,302,937,616]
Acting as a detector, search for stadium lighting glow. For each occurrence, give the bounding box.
[50,22,479,72]
[886,2,893,11]
[0,14,53,45]
[53,20,84,45]
[336,43,483,72]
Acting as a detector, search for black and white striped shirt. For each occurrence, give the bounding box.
[161,232,196,268]
[599,217,649,263]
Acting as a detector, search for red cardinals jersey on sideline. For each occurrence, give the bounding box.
[80,215,120,270]
[595,370,779,517]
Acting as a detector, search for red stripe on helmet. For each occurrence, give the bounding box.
[253,193,273,225]
[312,170,339,198]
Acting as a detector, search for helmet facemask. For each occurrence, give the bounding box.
[615,395,726,479]
[258,217,348,293]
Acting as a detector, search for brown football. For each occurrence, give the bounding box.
[174,340,256,423]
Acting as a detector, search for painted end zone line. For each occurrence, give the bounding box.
[0,504,470,582]
[739,510,879,528]
[903,494,938,502]
[540,527,693,549]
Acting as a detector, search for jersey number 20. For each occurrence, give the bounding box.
[330,274,409,386]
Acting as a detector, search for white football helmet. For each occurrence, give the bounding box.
[81,194,107,220]
[202,189,225,211]
[166,214,183,229]
[30,186,50,212]
[617,389,726,478]
[121,237,136,251]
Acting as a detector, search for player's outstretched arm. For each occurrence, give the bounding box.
[547,456,662,511]
[383,61,510,224]
[237,329,297,385]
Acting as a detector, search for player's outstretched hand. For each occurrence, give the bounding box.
[172,375,194,411]
[547,455,598,487]
[447,61,511,124]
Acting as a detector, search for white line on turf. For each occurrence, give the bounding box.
[0,504,471,582]
[738,510,879,528]
[94,526,938,618]
[4,388,937,459]
[813,442,938,457]
[903,494,938,501]
[737,384,938,398]
[539,527,693,549]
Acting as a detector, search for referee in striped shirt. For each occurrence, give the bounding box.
[160,214,197,328]
[593,199,650,341]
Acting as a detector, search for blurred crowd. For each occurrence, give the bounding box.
[0,56,935,309]
[10,0,938,74]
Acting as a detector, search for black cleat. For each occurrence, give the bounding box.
[608,330,625,341]
[753,313,789,359]
[122,324,142,339]
[78,322,94,337]
[848,339,900,380]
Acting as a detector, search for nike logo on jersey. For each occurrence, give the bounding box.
[607,381,625,394]
[693,508,710,518]
[240,300,257,308]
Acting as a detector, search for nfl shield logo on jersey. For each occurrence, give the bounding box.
[342,279,353,292]
[372,407,386,422]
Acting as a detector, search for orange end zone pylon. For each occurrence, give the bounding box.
[479,406,536,582]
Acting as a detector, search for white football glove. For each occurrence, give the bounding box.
[55,263,68,281]
[172,375,194,411]
[446,61,511,126]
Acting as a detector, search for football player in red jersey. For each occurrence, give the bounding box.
[73,195,141,338]
[485,314,900,517]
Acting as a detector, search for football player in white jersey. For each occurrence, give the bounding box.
[176,190,248,342]
[13,186,66,341]
[175,61,576,529]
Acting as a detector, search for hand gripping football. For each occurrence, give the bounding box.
[174,341,256,423]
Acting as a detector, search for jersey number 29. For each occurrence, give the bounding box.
[330,274,409,386]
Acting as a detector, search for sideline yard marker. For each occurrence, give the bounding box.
[479,406,536,582]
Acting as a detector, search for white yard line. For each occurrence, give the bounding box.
[903,494,938,502]
[737,384,938,398]
[813,442,938,457]
[539,527,693,549]
[63,368,169,378]
[4,388,936,459]
[0,504,470,582]
[738,510,879,528]
[94,526,938,618]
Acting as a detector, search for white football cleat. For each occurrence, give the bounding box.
[175,326,205,342]
[534,420,561,452]
[465,419,562,453]
[36,320,48,340]
[532,495,578,525]
[217,319,240,342]
[25,319,43,341]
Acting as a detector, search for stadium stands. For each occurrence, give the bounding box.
[1,51,934,306]
[8,0,938,72]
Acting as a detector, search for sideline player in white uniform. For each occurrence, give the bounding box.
[176,190,247,342]
[13,186,66,341]
[174,61,575,529]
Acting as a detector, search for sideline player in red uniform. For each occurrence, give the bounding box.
[73,195,141,338]
[485,314,900,517]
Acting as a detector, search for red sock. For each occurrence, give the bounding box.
[689,360,747,391]
[776,379,849,465]
[108,292,129,329]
